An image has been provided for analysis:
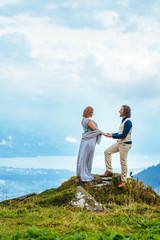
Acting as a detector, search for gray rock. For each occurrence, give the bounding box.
[11,193,37,201]
[94,182,112,188]
[100,177,112,181]
[71,186,106,212]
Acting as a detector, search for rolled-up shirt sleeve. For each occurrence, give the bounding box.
[112,120,132,139]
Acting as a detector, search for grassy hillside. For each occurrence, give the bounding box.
[0,175,160,239]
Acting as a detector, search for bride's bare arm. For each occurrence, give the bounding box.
[87,120,107,136]
[87,120,97,130]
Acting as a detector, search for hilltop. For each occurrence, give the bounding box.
[0,175,160,239]
[1,173,159,208]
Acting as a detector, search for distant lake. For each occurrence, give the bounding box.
[0,153,159,172]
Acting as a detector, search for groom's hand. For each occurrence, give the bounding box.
[104,133,108,137]
[108,133,112,137]
[105,133,112,137]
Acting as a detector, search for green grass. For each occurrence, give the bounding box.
[0,176,159,239]
[0,203,159,239]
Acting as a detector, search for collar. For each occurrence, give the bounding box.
[121,117,127,123]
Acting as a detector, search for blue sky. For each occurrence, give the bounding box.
[0,0,160,169]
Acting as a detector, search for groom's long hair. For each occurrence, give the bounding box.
[122,105,131,118]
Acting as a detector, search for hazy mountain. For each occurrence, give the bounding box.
[133,163,160,193]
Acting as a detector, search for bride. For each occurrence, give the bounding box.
[76,106,106,182]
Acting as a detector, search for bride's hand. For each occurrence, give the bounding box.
[104,133,112,137]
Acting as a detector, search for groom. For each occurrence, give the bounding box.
[101,105,132,188]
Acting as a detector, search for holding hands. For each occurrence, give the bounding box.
[104,133,112,138]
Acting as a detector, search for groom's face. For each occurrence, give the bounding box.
[119,106,125,117]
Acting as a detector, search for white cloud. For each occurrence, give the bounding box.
[118,0,130,6]
[0,1,159,161]
[24,143,31,146]
[61,1,80,9]
[0,139,12,146]
[38,142,45,146]
[65,137,78,143]
[45,4,57,10]
[8,136,13,140]
[0,139,7,145]
[0,0,19,8]
[94,10,119,27]
[0,180,5,185]
[0,10,160,100]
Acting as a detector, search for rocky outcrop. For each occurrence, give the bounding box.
[11,193,37,201]
[71,186,106,212]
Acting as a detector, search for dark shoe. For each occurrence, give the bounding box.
[100,171,113,177]
[117,181,127,188]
